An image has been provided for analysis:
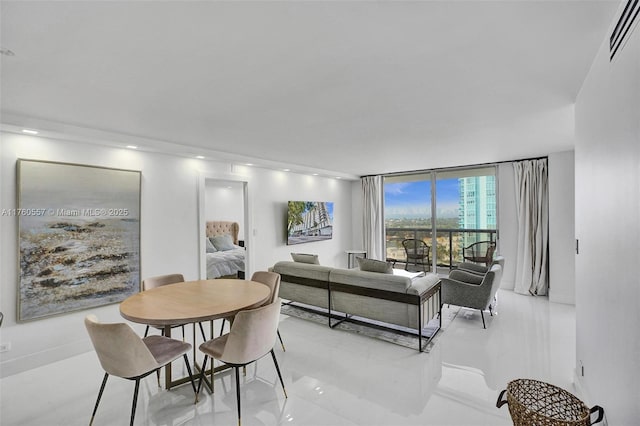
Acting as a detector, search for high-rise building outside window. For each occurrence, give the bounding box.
[384,166,497,271]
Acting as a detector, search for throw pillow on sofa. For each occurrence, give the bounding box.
[357,257,393,274]
[291,253,320,264]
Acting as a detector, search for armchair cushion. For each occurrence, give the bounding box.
[449,269,484,285]
[456,262,488,275]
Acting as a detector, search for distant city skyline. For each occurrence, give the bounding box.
[384,179,460,219]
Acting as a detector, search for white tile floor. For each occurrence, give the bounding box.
[0,289,577,426]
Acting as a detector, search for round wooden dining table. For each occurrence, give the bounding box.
[120,279,270,390]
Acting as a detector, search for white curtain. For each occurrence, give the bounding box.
[513,159,549,295]
[361,175,385,260]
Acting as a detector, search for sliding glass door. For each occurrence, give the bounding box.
[384,173,432,266]
[384,166,497,272]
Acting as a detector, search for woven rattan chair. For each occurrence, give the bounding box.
[462,241,496,266]
[85,315,197,426]
[402,239,430,272]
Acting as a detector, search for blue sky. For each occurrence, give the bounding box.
[385,179,460,218]
[326,202,334,219]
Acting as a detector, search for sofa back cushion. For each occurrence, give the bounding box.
[329,268,411,293]
[272,261,332,283]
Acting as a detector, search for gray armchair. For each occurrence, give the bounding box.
[441,264,502,328]
[457,255,505,276]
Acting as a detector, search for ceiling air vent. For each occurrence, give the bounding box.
[610,0,640,60]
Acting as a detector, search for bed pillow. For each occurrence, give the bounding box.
[206,238,218,253]
[291,253,320,264]
[211,234,235,251]
[357,257,393,274]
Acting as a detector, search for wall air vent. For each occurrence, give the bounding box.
[610,0,640,60]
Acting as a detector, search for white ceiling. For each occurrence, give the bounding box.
[0,1,620,177]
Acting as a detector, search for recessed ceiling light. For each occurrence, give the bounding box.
[245,163,253,166]
[312,173,319,176]
[195,155,205,159]
[336,177,342,179]
[283,169,290,172]
[126,145,138,149]
[22,129,39,135]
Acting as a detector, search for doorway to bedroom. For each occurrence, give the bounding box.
[201,177,249,280]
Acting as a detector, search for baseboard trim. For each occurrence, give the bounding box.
[573,369,608,426]
[0,339,92,378]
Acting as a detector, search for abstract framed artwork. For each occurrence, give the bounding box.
[16,159,141,322]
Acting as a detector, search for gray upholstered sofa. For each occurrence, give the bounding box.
[271,260,441,351]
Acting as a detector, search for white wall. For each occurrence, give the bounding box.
[548,151,575,304]
[236,166,354,271]
[0,132,354,377]
[574,14,640,424]
[204,180,245,240]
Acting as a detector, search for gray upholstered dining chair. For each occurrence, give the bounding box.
[85,314,197,426]
[142,273,186,338]
[142,273,207,341]
[196,298,287,426]
[220,271,285,352]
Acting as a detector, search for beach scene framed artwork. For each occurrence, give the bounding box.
[15,159,141,322]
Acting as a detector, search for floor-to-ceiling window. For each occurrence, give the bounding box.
[384,173,432,265]
[384,166,497,271]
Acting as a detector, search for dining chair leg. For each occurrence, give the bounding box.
[144,325,150,337]
[182,354,197,398]
[130,378,141,426]
[219,319,226,337]
[270,349,288,398]
[235,366,242,426]
[156,368,161,387]
[195,355,209,400]
[90,372,109,426]
[277,329,286,352]
[480,310,486,329]
[198,322,207,341]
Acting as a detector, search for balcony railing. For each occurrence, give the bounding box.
[385,227,497,270]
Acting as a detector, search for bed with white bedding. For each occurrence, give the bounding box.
[205,221,245,279]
